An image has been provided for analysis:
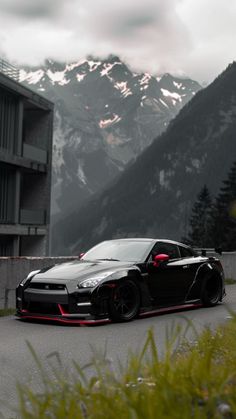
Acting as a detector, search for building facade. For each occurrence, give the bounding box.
[0,62,54,256]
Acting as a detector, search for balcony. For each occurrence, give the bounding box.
[23,143,47,164]
[20,209,46,225]
[0,58,19,82]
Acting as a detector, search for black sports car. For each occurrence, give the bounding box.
[16,239,225,324]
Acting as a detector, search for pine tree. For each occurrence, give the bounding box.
[210,161,236,250]
[185,185,213,247]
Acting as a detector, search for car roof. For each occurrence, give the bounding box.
[104,238,191,248]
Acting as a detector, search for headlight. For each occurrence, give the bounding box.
[19,269,40,286]
[79,271,114,288]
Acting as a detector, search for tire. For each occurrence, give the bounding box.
[201,274,222,306]
[109,279,140,322]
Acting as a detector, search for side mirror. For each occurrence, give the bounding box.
[79,253,85,259]
[153,253,170,267]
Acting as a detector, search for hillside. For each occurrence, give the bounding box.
[53,62,236,255]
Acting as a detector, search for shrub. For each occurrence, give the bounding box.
[13,315,236,418]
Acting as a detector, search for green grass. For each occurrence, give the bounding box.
[10,313,236,419]
[0,308,15,317]
[225,278,236,285]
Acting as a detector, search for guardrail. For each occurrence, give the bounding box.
[0,58,19,82]
[0,253,235,309]
[0,256,79,309]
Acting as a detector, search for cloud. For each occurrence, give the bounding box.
[0,0,235,82]
[176,0,236,81]
[0,0,66,19]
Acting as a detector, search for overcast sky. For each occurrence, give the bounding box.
[0,0,235,83]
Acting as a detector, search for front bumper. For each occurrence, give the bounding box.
[16,282,110,324]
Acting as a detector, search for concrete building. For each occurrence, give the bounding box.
[0,60,54,256]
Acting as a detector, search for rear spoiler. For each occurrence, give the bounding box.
[194,248,222,256]
[214,247,222,255]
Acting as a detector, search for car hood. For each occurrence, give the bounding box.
[31,259,136,284]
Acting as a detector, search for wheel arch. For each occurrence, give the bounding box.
[94,267,147,313]
[101,266,143,286]
[106,275,142,322]
[188,262,224,301]
[194,262,224,303]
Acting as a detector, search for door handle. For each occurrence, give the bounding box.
[183,265,189,269]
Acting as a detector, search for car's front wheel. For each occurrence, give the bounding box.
[109,279,140,322]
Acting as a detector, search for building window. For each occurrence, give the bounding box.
[0,91,18,153]
[0,166,15,223]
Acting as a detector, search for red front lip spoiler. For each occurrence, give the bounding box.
[17,311,111,326]
[17,302,202,326]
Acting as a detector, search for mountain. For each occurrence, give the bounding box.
[19,56,201,222]
[55,62,236,255]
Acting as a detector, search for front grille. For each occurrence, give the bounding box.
[27,302,63,315]
[28,283,66,291]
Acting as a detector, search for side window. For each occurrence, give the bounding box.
[179,246,194,258]
[151,242,180,260]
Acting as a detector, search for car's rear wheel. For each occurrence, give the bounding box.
[201,274,222,306]
[109,279,140,322]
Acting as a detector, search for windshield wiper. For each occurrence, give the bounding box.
[97,258,120,261]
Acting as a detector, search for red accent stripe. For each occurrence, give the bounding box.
[58,304,68,316]
[139,303,202,318]
[19,314,111,325]
[18,303,202,326]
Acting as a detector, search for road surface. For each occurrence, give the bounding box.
[0,285,236,418]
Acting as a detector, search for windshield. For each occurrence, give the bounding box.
[82,240,153,263]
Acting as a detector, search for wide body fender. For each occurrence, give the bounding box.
[92,266,152,308]
[187,261,224,301]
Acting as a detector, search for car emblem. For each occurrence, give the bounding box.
[45,285,50,289]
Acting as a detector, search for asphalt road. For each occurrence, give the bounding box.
[1,285,236,418]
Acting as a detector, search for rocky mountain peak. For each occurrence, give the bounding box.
[19,56,202,254]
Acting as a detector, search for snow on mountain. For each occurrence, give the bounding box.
[20,69,44,84]
[99,114,122,129]
[161,88,182,105]
[100,61,121,77]
[19,56,202,246]
[114,81,132,97]
[76,73,86,82]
